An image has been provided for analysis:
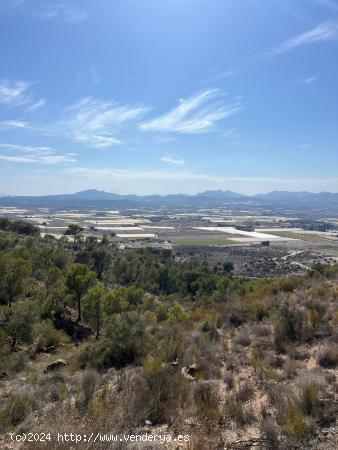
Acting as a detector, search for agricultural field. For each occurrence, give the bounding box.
[266,231,338,242]
[170,238,237,246]
[1,205,338,277]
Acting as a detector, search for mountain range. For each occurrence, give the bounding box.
[0,189,337,211]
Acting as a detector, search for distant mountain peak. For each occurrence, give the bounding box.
[197,190,245,199]
[74,190,121,200]
[75,189,109,195]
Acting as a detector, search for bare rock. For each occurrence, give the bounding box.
[182,363,198,380]
[45,359,68,372]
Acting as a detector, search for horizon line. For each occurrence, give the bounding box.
[1,188,338,198]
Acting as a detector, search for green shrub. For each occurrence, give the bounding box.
[4,393,35,426]
[0,410,9,433]
[33,320,69,352]
[275,277,304,293]
[81,369,99,407]
[5,303,34,350]
[233,328,251,347]
[194,381,220,420]
[6,351,28,373]
[306,300,325,330]
[79,312,151,370]
[248,300,269,321]
[47,380,69,403]
[143,357,188,424]
[168,304,187,323]
[296,373,323,416]
[155,304,168,322]
[318,345,338,368]
[223,398,246,425]
[273,302,307,352]
[282,405,311,442]
[332,310,338,327]
[158,326,187,363]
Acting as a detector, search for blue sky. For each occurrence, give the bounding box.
[0,0,338,195]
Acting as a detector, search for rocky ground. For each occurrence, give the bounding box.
[175,245,338,278]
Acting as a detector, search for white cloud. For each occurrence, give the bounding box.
[0,154,75,164]
[268,20,338,57]
[61,97,150,149]
[0,80,31,106]
[140,89,241,134]
[0,120,31,129]
[0,143,54,154]
[39,155,76,164]
[0,143,76,164]
[295,76,318,85]
[0,155,37,163]
[160,153,185,165]
[34,3,88,23]
[297,143,311,148]
[0,79,46,111]
[223,128,241,139]
[26,98,46,112]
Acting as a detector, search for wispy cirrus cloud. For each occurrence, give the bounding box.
[295,76,318,85]
[160,153,185,165]
[34,3,88,23]
[0,119,31,130]
[297,143,311,148]
[0,143,54,154]
[203,21,338,81]
[0,79,31,106]
[267,20,338,57]
[0,78,44,112]
[61,97,150,149]
[0,143,76,164]
[140,89,241,134]
[26,98,46,112]
[204,70,236,83]
[0,154,75,164]
[223,128,241,139]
